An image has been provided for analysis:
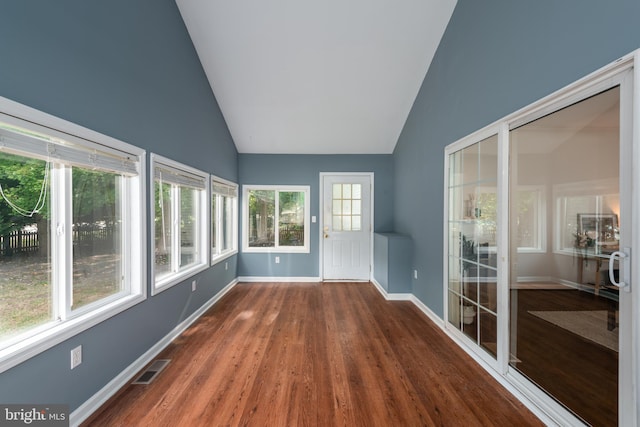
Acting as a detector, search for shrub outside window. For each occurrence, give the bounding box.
[0,100,145,373]
[243,185,310,253]
[151,154,209,294]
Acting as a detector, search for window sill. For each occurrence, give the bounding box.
[0,292,146,374]
[517,248,547,254]
[242,247,310,254]
[211,249,237,266]
[152,263,209,296]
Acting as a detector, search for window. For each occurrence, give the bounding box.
[151,154,209,293]
[0,99,145,372]
[243,186,310,253]
[211,176,238,263]
[331,183,362,231]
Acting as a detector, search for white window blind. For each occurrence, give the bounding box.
[0,124,138,175]
[212,179,237,197]
[154,164,206,190]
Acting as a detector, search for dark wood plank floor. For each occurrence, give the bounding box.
[83,282,543,427]
[511,289,617,426]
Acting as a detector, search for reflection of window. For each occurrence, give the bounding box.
[211,177,238,263]
[476,186,545,252]
[243,186,309,253]
[474,188,497,247]
[152,154,209,293]
[555,181,619,254]
[0,110,144,369]
[515,186,545,253]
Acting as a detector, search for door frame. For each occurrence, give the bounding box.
[319,172,374,281]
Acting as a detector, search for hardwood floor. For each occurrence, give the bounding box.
[83,282,542,426]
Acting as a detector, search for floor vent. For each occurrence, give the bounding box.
[132,359,171,385]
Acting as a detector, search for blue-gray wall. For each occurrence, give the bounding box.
[0,0,238,412]
[393,0,640,316]
[238,154,393,277]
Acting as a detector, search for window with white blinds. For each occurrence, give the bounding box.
[151,154,209,293]
[0,97,145,374]
[211,176,238,263]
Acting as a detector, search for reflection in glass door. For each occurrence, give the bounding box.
[509,86,623,426]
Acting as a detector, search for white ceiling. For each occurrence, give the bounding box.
[176,0,457,154]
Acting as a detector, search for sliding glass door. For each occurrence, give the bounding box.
[509,84,628,426]
[445,57,636,426]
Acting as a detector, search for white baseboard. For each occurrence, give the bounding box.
[237,276,321,283]
[408,294,445,328]
[70,278,238,427]
[370,278,413,301]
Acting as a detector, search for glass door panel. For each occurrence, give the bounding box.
[509,87,621,426]
[447,134,498,358]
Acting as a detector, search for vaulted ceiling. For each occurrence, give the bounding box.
[176,0,457,154]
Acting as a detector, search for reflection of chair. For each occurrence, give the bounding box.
[598,268,618,288]
[597,267,619,332]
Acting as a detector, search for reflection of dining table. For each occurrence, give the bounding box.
[575,248,619,331]
[575,247,618,295]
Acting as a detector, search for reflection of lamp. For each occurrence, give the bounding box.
[607,199,620,237]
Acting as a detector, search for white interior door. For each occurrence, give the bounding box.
[321,174,372,280]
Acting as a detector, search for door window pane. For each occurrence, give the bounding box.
[332,183,362,231]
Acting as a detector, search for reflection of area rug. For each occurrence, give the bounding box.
[528,310,618,352]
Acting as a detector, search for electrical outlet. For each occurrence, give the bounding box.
[192,280,197,292]
[71,345,82,369]
[275,256,280,264]
[414,269,418,279]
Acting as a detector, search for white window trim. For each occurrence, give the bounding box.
[0,96,147,375]
[211,175,238,265]
[150,154,209,295]
[242,185,310,253]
